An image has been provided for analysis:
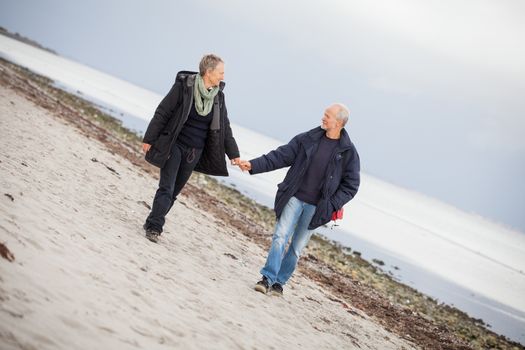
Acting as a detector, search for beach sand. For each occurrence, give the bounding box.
[0,80,418,349]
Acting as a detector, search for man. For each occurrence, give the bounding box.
[142,54,240,243]
[239,103,360,295]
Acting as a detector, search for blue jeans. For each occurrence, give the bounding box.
[145,141,202,232]
[261,196,316,286]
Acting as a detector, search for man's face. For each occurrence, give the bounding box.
[206,62,225,87]
[321,105,342,131]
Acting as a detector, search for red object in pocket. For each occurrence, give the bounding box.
[331,208,344,221]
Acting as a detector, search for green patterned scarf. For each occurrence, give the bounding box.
[194,74,219,116]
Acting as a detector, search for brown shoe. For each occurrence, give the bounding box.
[145,228,161,243]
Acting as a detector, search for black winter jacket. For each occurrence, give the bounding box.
[249,127,360,229]
[143,71,240,176]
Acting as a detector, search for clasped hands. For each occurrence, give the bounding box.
[231,158,251,172]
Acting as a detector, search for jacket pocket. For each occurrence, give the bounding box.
[310,198,333,229]
[145,146,162,168]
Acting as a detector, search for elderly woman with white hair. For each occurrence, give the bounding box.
[142,54,240,243]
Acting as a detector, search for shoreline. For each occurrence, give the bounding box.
[1,57,523,349]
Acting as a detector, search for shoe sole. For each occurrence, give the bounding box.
[145,234,159,243]
[254,284,268,294]
[270,290,283,297]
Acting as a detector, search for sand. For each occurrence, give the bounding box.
[0,84,417,349]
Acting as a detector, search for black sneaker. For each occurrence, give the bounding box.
[254,276,270,294]
[271,283,283,296]
[144,226,161,243]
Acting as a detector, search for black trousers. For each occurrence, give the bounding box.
[145,141,202,232]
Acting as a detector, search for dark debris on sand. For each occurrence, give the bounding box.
[0,242,15,262]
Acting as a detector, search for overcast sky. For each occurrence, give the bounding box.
[1,0,524,232]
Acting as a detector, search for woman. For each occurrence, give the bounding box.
[142,54,240,243]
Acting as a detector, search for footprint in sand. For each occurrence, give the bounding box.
[126,271,139,282]
[58,315,88,330]
[130,324,160,339]
[31,332,57,348]
[97,325,116,334]
[159,324,185,338]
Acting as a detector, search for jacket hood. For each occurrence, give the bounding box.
[175,70,225,91]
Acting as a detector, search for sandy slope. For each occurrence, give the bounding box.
[0,84,417,349]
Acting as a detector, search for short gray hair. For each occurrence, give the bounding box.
[334,103,350,126]
[199,54,224,76]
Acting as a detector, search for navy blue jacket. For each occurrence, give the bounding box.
[250,127,360,229]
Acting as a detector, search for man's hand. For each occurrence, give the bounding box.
[239,160,252,172]
[142,143,151,153]
[231,157,241,166]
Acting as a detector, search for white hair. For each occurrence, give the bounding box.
[334,103,350,126]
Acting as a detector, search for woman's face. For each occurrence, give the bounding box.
[206,62,225,87]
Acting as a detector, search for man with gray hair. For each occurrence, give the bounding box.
[239,103,360,295]
[142,54,240,243]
